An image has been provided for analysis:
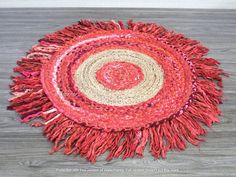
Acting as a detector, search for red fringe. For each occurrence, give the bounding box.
[8,19,228,163]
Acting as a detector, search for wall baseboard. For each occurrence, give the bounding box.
[0,0,236,9]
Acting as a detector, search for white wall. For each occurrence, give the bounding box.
[0,0,236,9]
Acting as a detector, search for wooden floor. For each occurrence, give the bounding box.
[0,8,235,177]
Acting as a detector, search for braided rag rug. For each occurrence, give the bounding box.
[8,20,227,163]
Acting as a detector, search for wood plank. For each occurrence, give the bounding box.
[0,8,235,177]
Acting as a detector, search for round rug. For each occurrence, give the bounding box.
[8,20,227,163]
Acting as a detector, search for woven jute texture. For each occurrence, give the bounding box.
[8,20,227,163]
